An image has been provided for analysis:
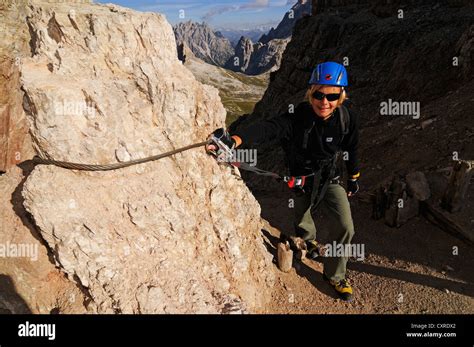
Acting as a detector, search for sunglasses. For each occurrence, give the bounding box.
[312,91,341,102]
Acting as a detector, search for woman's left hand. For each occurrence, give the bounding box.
[347,179,359,197]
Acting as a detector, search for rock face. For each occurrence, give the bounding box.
[8,1,275,313]
[173,21,235,67]
[230,1,474,191]
[0,166,89,314]
[0,0,88,314]
[0,1,35,172]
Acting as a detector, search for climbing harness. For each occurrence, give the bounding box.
[309,153,340,212]
[206,131,315,188]
[231,161,315,188]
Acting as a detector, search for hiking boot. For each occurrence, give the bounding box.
[306,240,326,260]
[323,273,353,302]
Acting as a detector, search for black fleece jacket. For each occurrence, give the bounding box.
[231,102,360,178]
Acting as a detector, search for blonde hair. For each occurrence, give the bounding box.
[305,84,347,107]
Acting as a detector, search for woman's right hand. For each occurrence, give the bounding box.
[206,128,236,154]
[206,143,217,152]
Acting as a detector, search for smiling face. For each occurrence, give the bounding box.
[309,85,342,120]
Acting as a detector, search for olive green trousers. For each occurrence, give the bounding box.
[293,183,355,282]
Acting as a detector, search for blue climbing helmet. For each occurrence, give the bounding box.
[308,62,348,87]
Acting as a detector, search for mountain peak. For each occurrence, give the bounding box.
[173,20,234,66]
[258,0,311,44]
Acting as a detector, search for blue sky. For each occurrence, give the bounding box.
[96,0,296,30]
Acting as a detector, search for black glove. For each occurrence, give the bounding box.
[210,128,235,150]
[347,179,359,196]
[207,128,235,162]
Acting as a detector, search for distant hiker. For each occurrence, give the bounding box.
[207,62,360,302]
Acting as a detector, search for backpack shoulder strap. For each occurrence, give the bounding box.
[302,121,315,150]
[338,105,350,136]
